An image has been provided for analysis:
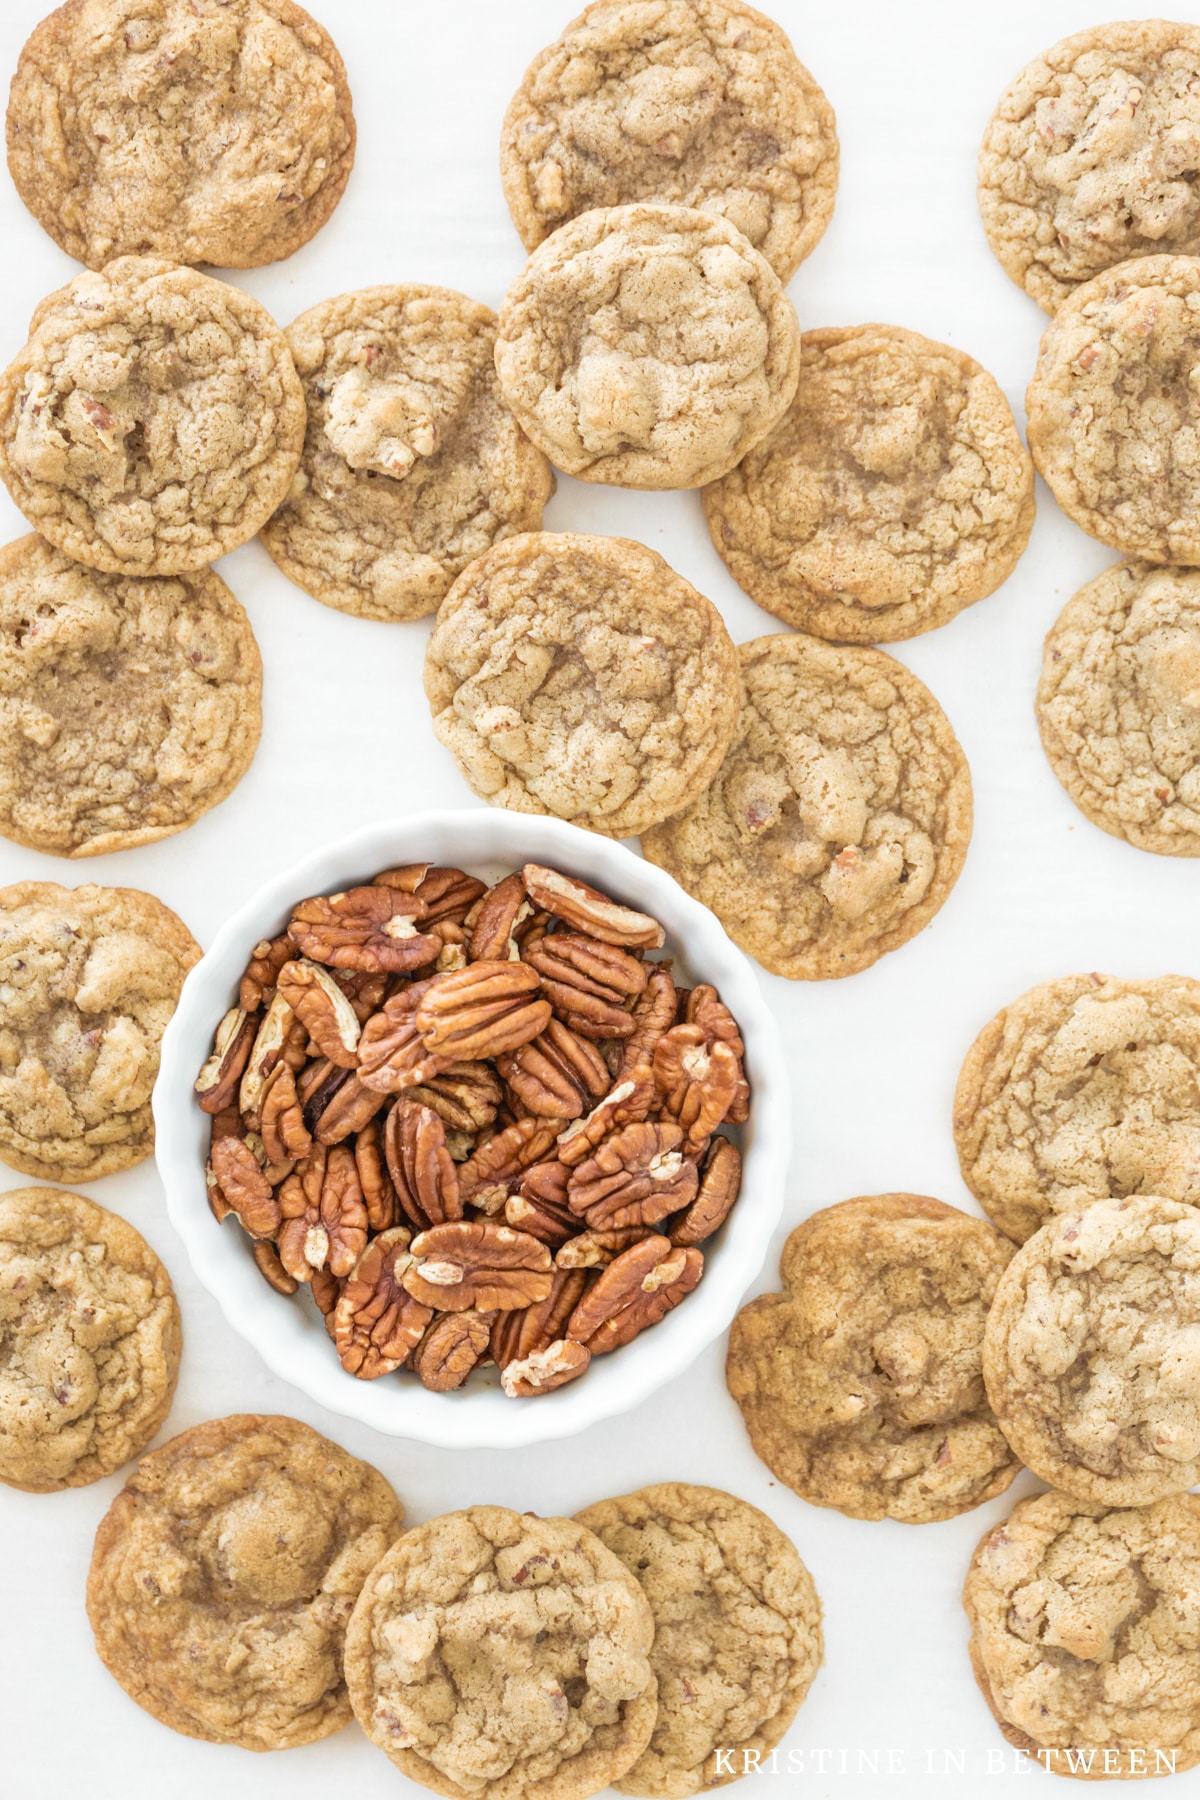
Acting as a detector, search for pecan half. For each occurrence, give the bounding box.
[555,1067,656,1167]
[332,1227,431,1378]
[385,1100,463,1229]
[521,865,665,950]
[335,968,391,1022]
[411,1310,493,1391]
[490,1266,587,1367]
[501,1339,591,1398]
[310,1266,342,1336]
[312,1073,387,1145]
[504,1189,578,1247]
[567,1121,698,1230]
[210,1136,280,1238]
[686,986,750,1123]
[252,1239,298,1296]
[523,935,647,1039]
[616,964,678,1083]
[354,1117,397,1232]
[498,1018,611,1120]
[239,934,293,1012]
[566,1236,703,1353]
[458,1118,564,1199]
[653,1027,740,1152]
[277,959,361,1068]
[468,871,530,961]
[260,1061,313,1166]
[373,863,486,924]
[402,1221,553,1311]
[415,961,551,1062]
[277,1145,368,1282]
[239,988,295,1121]
[289,886,441,974]
[406,1061,502,1134]
[431,921,469,972]
[195,1006,256,1114]
[555,1225,652,1269]
[357,980,440,1092]
[670,1137,742,1247]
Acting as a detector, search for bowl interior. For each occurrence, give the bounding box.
[154,810,790,1448]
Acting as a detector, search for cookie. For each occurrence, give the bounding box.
[983,1194,1200,1506]
[642,634,972,981]
[964,1490,1200,1776]
[0,534,262,856]
[1026,254,1200,565]
[494,203,801,490]
[423,532,741,837]
[1037,560,1200,856]
[500,0,838,284]
[0,257,306,577]
[954,972,1200,1245]
[0,1185,180,1493]
[725,1196,1019,1524]
[260,285,554,622]
[702,324,1035,644]
[7,0,355,271]
[978,22,1200,314]
[0,880,200,1182]
[87,1413,403,1750]
[574,1483,822,1796]
[344,1505,658,1800]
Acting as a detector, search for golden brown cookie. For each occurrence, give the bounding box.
[0,1185,180,1493]
[1037,560,1200,856]
[983,1195,1200,1507]
[964,1490,1200,1777]
[500,0,837,284]
[423,532,741,837]
[0,257,306,577]
[702,324,1035,643]
[978,22,1200,314]
[344,1505,658,1800]
[261,285,554,622]
[0,880,200,1182]
[7,0,355,271]
[494,204,800,489]
[1026,254,1200,564]
[0,534,262,856]
[575,1483,822,1796]
[642,634,972,980]
[954,972,1200,1244]
[726,1196,1019,1524]
[88,1414,403,1750]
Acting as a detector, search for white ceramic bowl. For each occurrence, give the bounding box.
[154,811,790,1448]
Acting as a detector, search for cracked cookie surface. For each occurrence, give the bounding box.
[500,0,837,284]
[954,972,1200,1244]
[642,633,972,980]
[7,0,355,271]
[261,286,554,621]
[983,1195,1200,1506]
[726,1196,1019,1524]
[0,257,306,576]
[88,1413,404,1750]
[0,1185,180,1493]
[964,1490,1200,1775]
[702,324,1035,644]
[0,880,200,1181]
[575,1482,822,1796]
[424,532,740,837]
[344,1504,657,1800]
[494,204,800,489]
[979,22,1200,314]
[1037,560,1200,856]
[0,534,261,856]
[1026,254,1200,564]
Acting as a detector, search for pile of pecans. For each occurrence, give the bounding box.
[196,860,749,1399]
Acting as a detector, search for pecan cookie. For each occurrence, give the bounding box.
[575,1483,822,1796]
[0,257,306,576]
[1037,560,1200,856]
[344,1505,658,1800]
[979,22,1200,314]
[424,533,740,836]
[0,534,262,856]
[964,1490,1200,1776]
[702,324,1035,644]
[0,880,200,1181]
[7,0,355,271]
[1026,254,1200,564]
[88,1414,403,1750]
[261,286,554,622]
[494,204,800,489]
[726,1196,1019,1524]
[954,973,1200,1244]
[0,1185,180,1493]
[983,1195,1200,1506]
[500,0,837,284]
[642,634,972,980]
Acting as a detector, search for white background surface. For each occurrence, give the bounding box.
[3,1,1199,1794]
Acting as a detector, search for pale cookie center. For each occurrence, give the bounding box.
[325,364,442,480]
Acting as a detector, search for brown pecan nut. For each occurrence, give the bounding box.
[501,1339,591,1398]
[458,1118,564,1199]
[276,959,361,1069]
[566,1236,703,1353]
[555,1067,656,1168]
[238,988,295,1121]
[277,1144,368,1282]
[555,1225,653,1269]
[468,871,530,962]
[372,863,487,924]
[312,1073,387,1145]
[252,1239,299,1296]
[406,1061,502,1134]
[518,1159,571,1209]
[504,1190,578,1247]
[354,1117,397,1233]
[653,1027,741,1152]
[670,1137,742,1247]
[357,980,441,1093]
[431,921,469,972]
[332,1227,431,1378]
[239,934,293,1012]
[490,1266,587,1367]
[497,1017,611,1120]
[411,1310,493,1391]
[195,1006,256,1115]
[289,886,441,974]
[310,1265,342,1331]
[616,964,678,1083]
[209,1136,280,1239]
[521,865,665,950]
[414,961,551,1062]
[567,1121,699,1230]
[523,934,647,1039]
[402,1221,553,1312]
[260,1061,313,1166]
[686,985,750,1123]
[206,1160,231,1224]
[385,1100,463,1230]
[335,968,392,1023]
